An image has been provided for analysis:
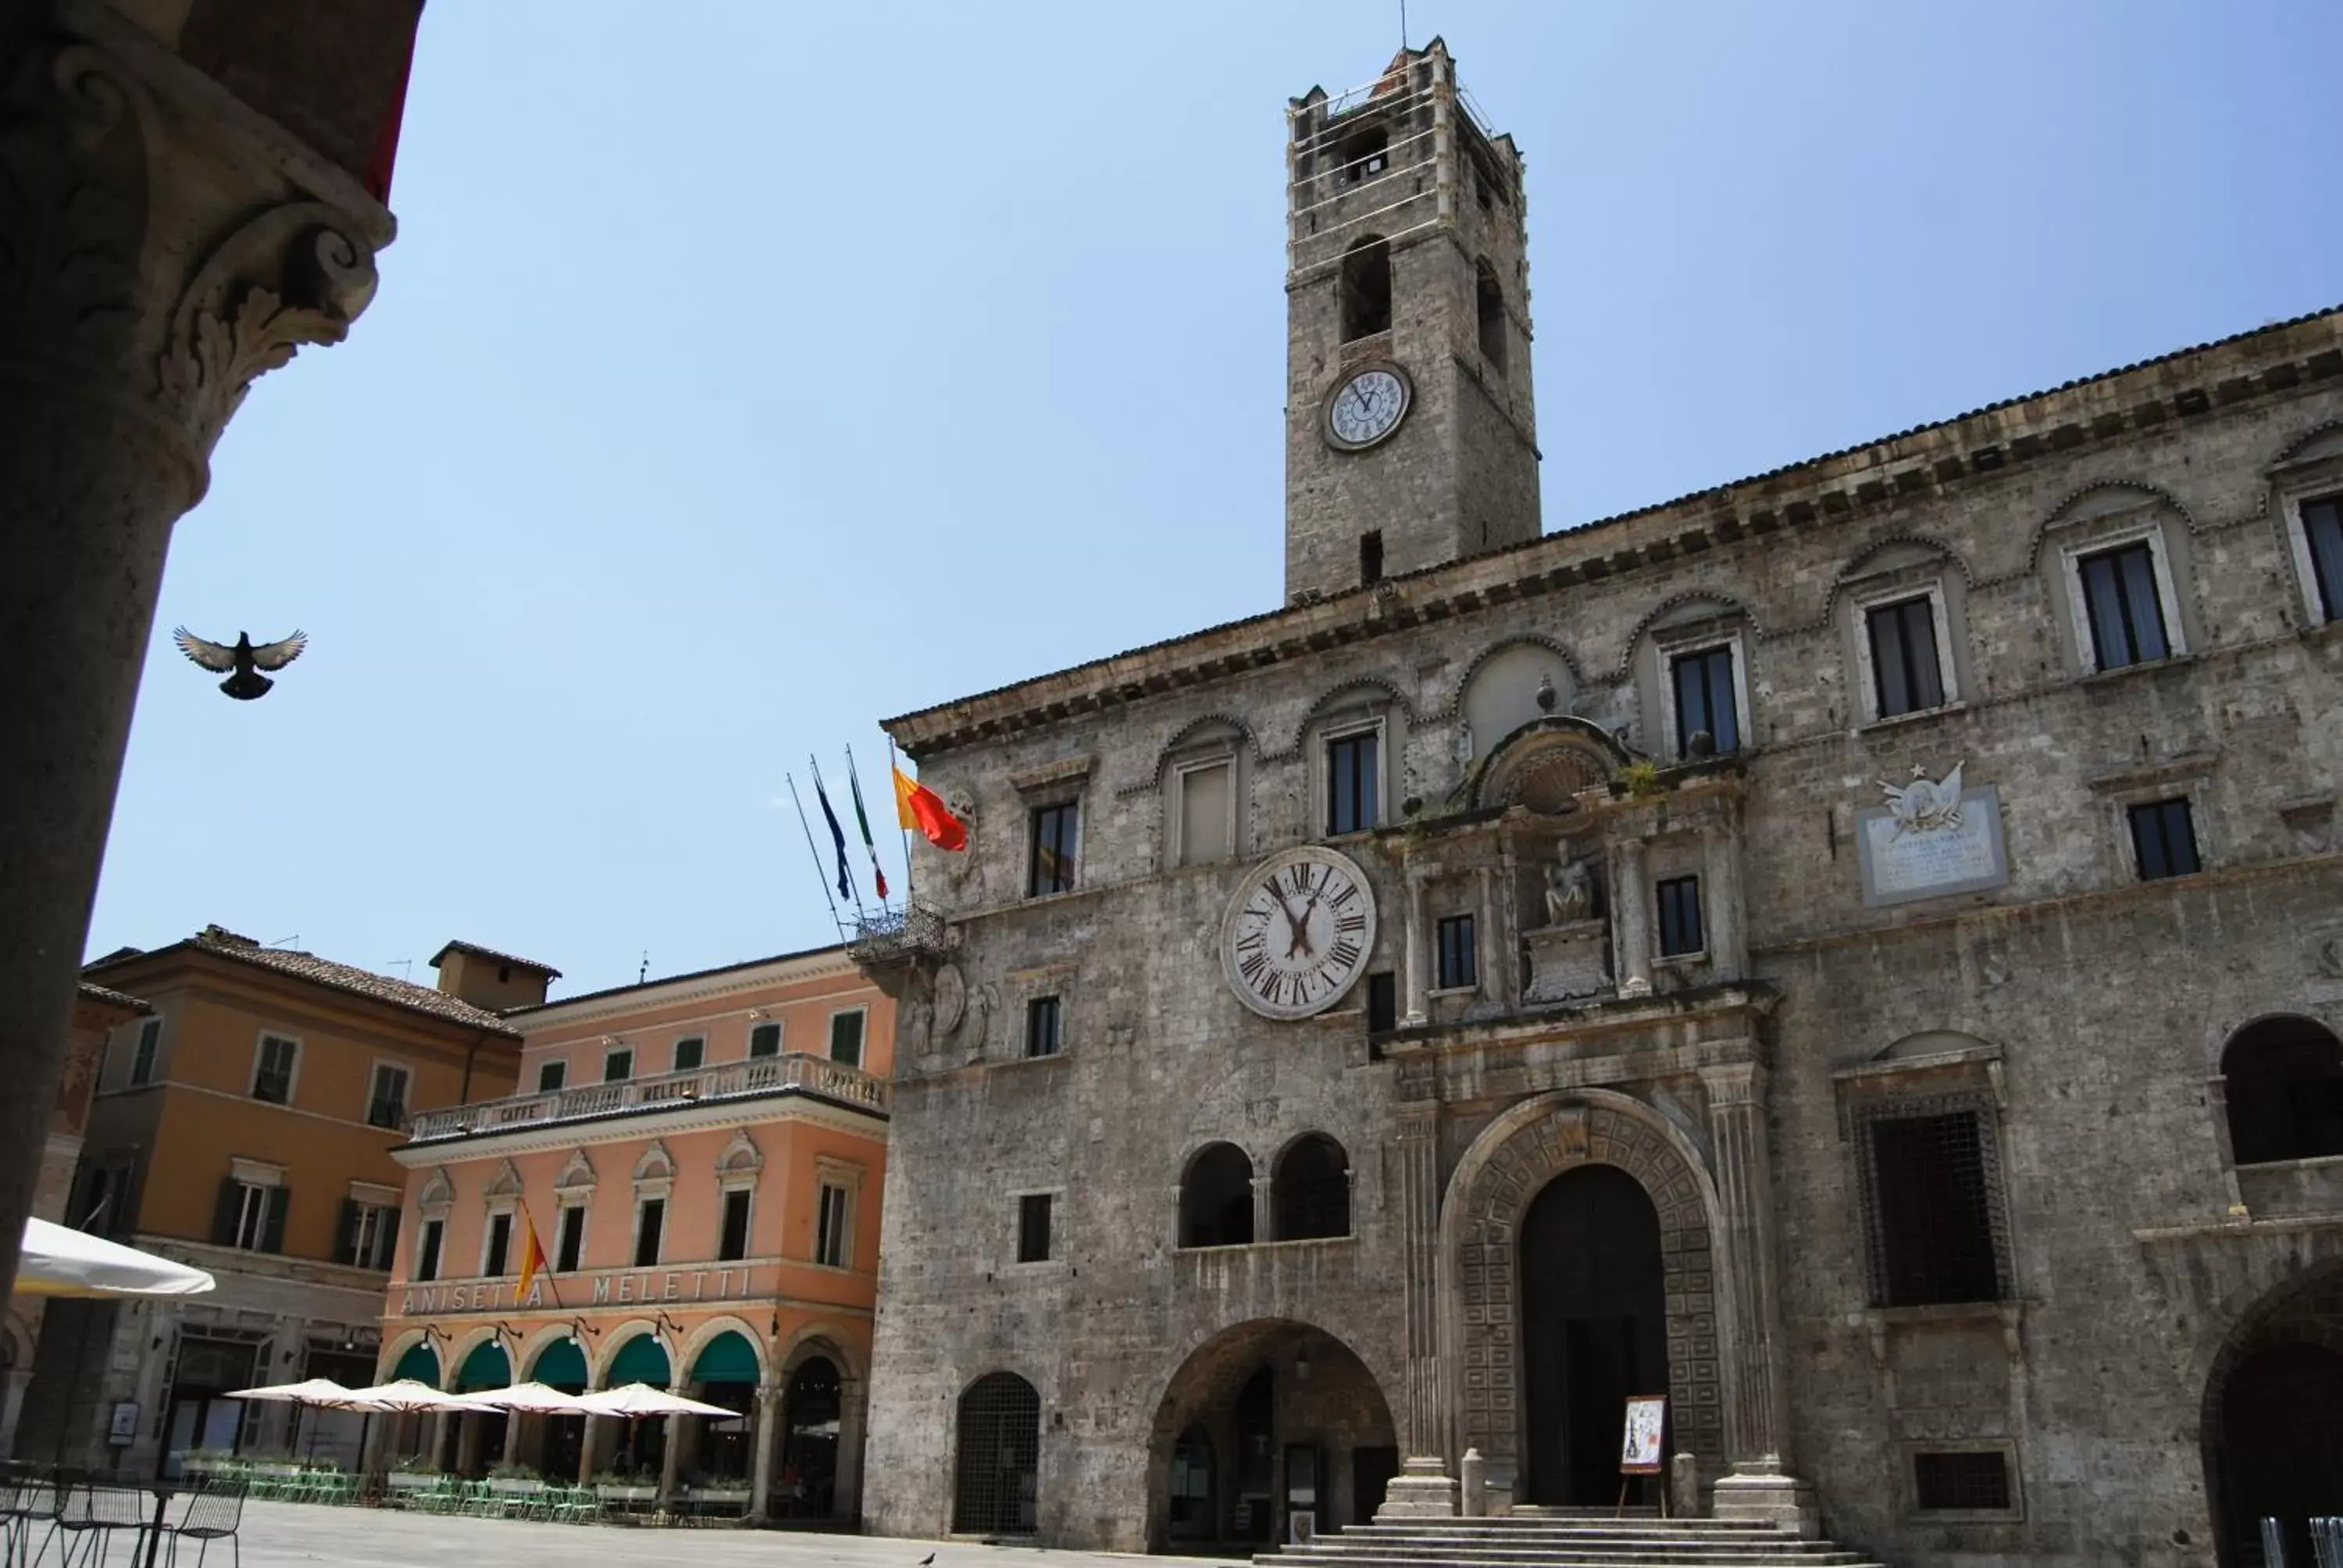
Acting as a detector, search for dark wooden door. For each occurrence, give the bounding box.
[1519,1164,1667,1506]
[2221,1341,2343,1566]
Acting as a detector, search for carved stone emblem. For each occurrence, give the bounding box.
[1878,761,1965,838]
[933,962,968,1035]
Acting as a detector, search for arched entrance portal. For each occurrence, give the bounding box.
[777,1356,842,1520]
[2205,1270,2343,1566]
[1145,1320,1396,1554]
[1520,1164,1668,1506]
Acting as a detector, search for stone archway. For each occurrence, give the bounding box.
[2202,1263,2343,1566]
[1444,1092,1731,1507]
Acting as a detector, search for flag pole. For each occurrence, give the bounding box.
[786,772,847,938]
[844,742,891,908]
[811,754,869,925]
[888,738,917,903]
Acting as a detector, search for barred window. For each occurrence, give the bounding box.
[1857,1097,2008,1308]
[1913,1450,2011,1513]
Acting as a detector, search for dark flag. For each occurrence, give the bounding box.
[814,774,854,903]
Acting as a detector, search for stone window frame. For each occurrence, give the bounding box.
[345,1179,401,1270]
[2089,754,2218,886]
[1167,745,1243,871]
[826,1006,869,1067]
[535,1056,569,1093]
[1899,1438,2026,1524]
[1317,713,1390,838]
[2056,517,2191,676]
[1013,757,1093,900]
[814,1155,865,1271]
[1845,571,1963,728]
[601,1042,635,1083]
[1653,873,1706,963]
[1840,1078,2018,1313]
[478,1160,523,1278]
[1652,617,1753,761]
[2265,438,2343,630]
[993,964,1077,1069]
[1009,1185,1065,1271]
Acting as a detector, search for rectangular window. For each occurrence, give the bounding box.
[556,1206,586,1273]
[345,1203,398,1270]
[1865,596,1946,718]
[1435,914,1477,990]
[2077,541,2171,670]
[815,1183,851,1268]
[251,1035,298,1104]
[1025,995,1062,1059]
[1869,1110,2002,1306]
[672,1035,704,1072]
[829,1010,865,1067]
[366,1064,410,1129]
[2306,495,2343,622]
[603,1048,633,1083]
[415,1217,444,1282]
[1017,1193,1054,1263]
[127,1017,161,1085]
[1657,876,1704,958]
[748,1021,783,1059]
[483,1211,513,1277]
[233,1183,269,1250]
[1029,801,1080,896]
[1178,762,1233,866]
[1670,645,1739,757]
[633,1199,665,1267]
[537,1059,567,1093]
[1913,1451,2012,1513]
[1361,529,1385,585]
[718,1188,752,1262]
[217,1180,287,1254]
[1366,972,1397,1033]
[2129,797,2201,881]
[1327,730,1379,836]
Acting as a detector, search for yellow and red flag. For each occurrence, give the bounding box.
[893,765,968,851]
[515,1210,550,1303]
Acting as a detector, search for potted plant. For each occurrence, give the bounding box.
[488,1463,541,1495]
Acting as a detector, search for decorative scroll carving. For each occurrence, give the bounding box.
[157,204,377,458]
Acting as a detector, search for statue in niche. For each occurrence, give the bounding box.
[1543,850,1594,926]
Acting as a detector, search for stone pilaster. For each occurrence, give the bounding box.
[1701,821,1747,978]
[836,1369,868,1527]
[1699,1060,1816,1535]
[1402,871,1430,1025]
[0,0,393,1315]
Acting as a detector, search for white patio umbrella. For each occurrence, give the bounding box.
[16,1217,215,1298]
[342,1378,501,1413]
[572,1382,738,1419]
[465,1381,590,1414]
[224,1377,387,1411]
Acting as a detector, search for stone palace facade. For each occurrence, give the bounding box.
[858,41,2343,1568]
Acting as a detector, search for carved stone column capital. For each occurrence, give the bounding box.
[1698,1058,1767,1109]
[2,3,394,499]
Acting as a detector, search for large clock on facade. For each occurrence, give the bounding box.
[1322,364,1411,451]
[1220,846,1378,1021]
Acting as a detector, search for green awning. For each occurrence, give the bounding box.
[455,1340,512,1391]
[530,1338,588,1390]
[690,1331,759,1386]
[607,1332,670,1388]
[391,1343,440,1388]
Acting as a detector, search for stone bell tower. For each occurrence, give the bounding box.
[1283,40,1542,604]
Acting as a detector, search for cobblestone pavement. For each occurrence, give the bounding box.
[202,1502,1245,1568]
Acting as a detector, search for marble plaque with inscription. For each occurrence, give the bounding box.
[1856,785,2008,907]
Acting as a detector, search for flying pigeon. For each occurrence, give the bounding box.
[173,628,307,700]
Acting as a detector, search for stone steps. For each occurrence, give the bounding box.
[1255,1514,1886,1568]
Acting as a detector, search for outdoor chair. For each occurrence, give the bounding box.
[52,1481,153,1568]
[1,1469,56,1568]
[163,1480,246,1568]
[548,1487,599,1526]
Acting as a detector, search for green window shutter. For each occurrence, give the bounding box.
[212,1178,242,1246]
[261,1186,291,1254]
[335,1199,358,1266]
[377,1207,401,1271]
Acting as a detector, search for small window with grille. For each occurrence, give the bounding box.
[1856,1095,2010,1309]
[1913,1449,2013,1513]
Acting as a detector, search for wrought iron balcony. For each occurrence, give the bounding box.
[404,1050,889,1144]
[846,900,948,970]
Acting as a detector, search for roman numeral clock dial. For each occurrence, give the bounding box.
[1220,847,1378,1021]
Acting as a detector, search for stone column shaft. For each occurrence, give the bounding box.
[0,5,390,1318]
[748,1379,781,1520]
[576,1415,600,1484]
[1701,823,1746,978]
[1395,1108,1445,1459]
[1402,873,1429,1025]
[1613,839,1653,996]
[1699,1061,1788,1467]
[836,1374,868,1527]
[1250,1174,1273,1243]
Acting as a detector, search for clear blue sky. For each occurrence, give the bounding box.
[89,0,2343,999]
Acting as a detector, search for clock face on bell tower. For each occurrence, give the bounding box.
[1282,42,1543,604]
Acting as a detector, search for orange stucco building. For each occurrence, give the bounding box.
[20,927,524,1476]
[375,943,892,1524]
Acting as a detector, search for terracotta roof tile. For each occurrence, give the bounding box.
[87,926,519,1036]
[429,939,562,978]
